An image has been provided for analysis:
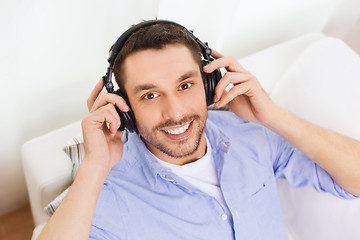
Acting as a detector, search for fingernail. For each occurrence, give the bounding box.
[215,101,222,108]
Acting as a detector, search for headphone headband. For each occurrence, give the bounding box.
[104,19,213,94]
[108,20,212,65]
[108,20,181,65]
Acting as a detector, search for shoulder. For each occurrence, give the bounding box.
[206,110,286,167]
[207,109,247,125]
[207,110,267,139]
[91,183,128,238]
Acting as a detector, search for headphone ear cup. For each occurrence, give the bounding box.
[202,60,222,106]
[114,90,137,133]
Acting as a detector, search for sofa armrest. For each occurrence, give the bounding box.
[22,120,82,225]
[239,32,325,94]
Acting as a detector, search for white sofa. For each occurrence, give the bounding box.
[22,33,360,239]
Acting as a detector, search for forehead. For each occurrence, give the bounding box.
[123,44,201,91]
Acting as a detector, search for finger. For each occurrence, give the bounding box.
[214,72,252,102]
[90,92,130,113]
[203,56,247,74]
[87,79,105,111]
[95,104,122,136]
[215,82,254,108]
[83,103,120,135]
[104,104,121,135]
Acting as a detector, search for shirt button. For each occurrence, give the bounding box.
[221,214,228,220]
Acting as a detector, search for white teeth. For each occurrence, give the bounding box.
[163,123,190,135]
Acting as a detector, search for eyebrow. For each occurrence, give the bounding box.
[133,83,157,94]
[132,70,198,94]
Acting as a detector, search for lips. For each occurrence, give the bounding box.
[161,121,193,141]
[163,122,190,135]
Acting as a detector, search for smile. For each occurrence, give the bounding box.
[163,122,191,135]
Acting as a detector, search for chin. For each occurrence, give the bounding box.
[138,115,206,159]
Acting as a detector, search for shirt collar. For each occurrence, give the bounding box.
[204,118,230,154]
[125,116,231,188]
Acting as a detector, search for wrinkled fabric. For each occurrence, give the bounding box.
[90,111,356,240]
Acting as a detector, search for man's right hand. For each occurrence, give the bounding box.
[38,79,130,240]
[81,79,130,175]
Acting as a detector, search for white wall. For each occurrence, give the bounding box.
[157,0,355,58]
[323,0,360,54]
[0,0,359,215]
[0,0,158,215]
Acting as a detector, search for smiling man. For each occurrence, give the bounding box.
[38,20,360,240]
[125,44,208,164]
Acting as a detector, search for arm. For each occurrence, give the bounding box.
[37,160,109,239]
[38,80,129,239]
[265,106,360,196]
[204,51,360,197]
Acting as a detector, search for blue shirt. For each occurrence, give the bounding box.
[90,111,356,240]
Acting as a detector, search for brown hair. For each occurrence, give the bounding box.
[111,22,203,92]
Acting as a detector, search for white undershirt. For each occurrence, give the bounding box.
[155,136,228,209]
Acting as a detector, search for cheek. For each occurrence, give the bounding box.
[187,97,206,112]
[187,86,207,109]
[133,104,161,129]
[126,94,161,130]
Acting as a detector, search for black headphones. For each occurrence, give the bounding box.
[102,19,221,133]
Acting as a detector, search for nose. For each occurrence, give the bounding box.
[161,93,187,122]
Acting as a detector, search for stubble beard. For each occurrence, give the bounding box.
[138,114,207,159]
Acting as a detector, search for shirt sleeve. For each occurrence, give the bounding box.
[89,225,119,240]
[89,185,126,239]
[264,127,358,200]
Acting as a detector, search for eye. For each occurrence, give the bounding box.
[143,92,159,100]
[179,82,192,90]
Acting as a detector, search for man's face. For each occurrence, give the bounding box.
[123,44,208,164]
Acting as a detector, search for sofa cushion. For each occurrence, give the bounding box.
[270,37,360,139]
[271,37,360,240]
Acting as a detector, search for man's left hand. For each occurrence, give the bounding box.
[203,50,279,125]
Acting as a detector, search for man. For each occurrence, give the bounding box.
[38,21,360,239]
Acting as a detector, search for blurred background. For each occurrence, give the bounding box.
[0,0,359,218]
